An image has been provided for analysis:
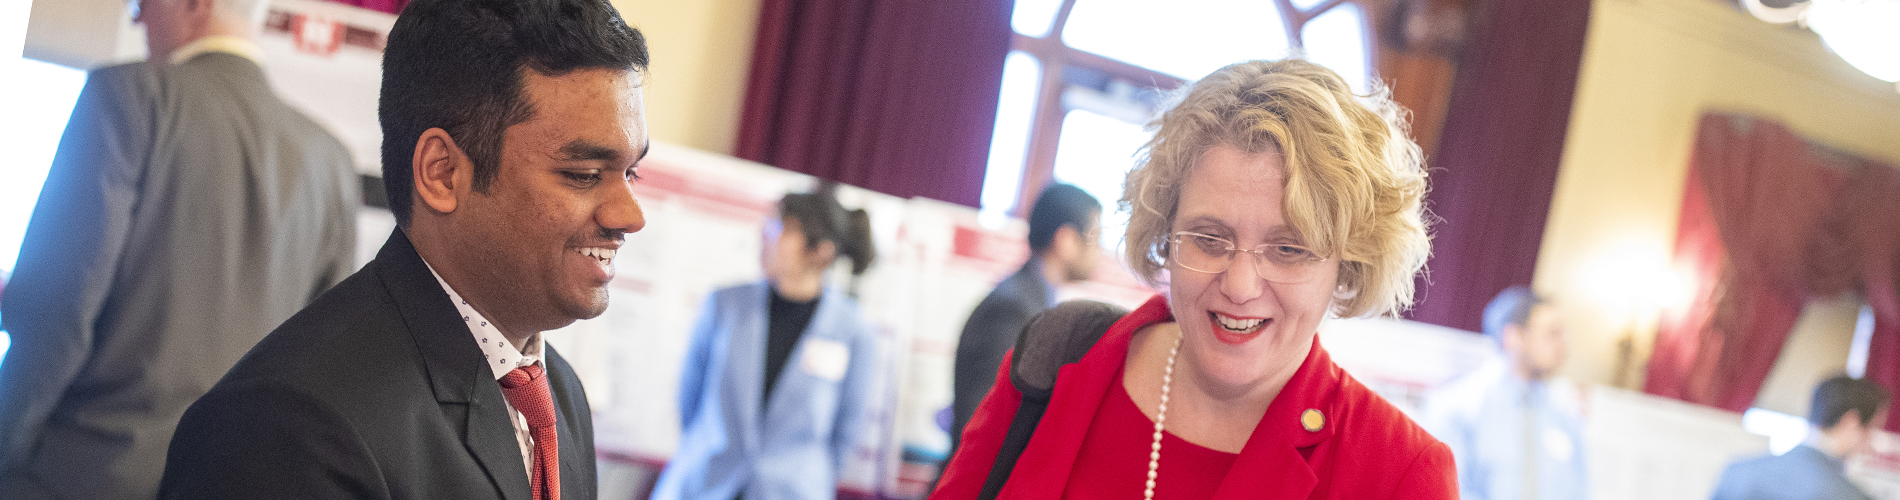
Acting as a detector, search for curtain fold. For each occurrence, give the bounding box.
[1849,162,1900,431]
[1646,113,1900,417]
[737,0,1012,206]
[1405,0,1593,330]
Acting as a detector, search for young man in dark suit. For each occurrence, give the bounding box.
[157,0,650,498]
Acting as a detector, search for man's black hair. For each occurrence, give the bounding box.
[1481,285,1545,340]
[379,0,649,227]
[1026,183,1101,252]
[1811,375,1891,430]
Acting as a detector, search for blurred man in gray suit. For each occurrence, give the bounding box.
[0,0,358,497]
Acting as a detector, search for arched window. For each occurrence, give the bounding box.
[980,0,1375,251]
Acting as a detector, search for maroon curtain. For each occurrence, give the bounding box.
[735,0,1012,206]
[1850,160,1900,431]
[1405,0,1593,330]
[1645,114,1900,415]
[1647,164,1727,408]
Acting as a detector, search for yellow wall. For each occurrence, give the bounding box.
[610,0,760,156]
[1755,294,1861,417]
[1537,0,1900,399]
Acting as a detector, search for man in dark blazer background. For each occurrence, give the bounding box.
[0,0,358,497]
[1710,376,1890,500]
[157,0,651,498]
[949,183,1100,452]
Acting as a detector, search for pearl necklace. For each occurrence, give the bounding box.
[1145,332,1182,500]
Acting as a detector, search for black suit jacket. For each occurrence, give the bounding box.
[948,258,1054,451]
[158,230,596,499]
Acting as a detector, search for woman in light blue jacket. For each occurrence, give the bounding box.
[653,191,882,500]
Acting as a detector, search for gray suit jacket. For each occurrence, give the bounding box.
[0,51,357,499]
[949,258,1054,452]
[1710,445,1872,500]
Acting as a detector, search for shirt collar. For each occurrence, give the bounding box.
[168,35,266,66]
[420,259,544,380]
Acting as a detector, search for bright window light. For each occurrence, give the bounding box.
[1012,0,1067,38]
[1742,407,1810,456]
[0,56,88,370]
[1848,303,1875,378]
[1063,0,1290,81]
[980,52,1044,225]
[1301,2,1372,94]
[1289,0,1329,11]
[1051,109,1149,252]
[1,57,89,277]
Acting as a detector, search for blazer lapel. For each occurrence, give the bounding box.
[466,388,533,500]
[1213,337,1338,500]
[728,283,770,456]
[374,229,531,500]
[547,350,587,500]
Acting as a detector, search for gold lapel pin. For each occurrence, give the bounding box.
[1301,408,1324,432]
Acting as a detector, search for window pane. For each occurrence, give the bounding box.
[1013,0,1067,38]
[1301,2,1371,94]
[1051,109,1149,251]
[0,56,89,367]
[980,51,1044,219]
[1741,407,1809,456]
[0,57,89,277]
[1289,0,1330,11]
[1063,0,1291,80]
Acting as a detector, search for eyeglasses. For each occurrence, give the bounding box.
[1167,231,1328,283]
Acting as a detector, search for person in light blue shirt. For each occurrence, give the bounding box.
[1710,375,1890,500]
[653,190,883,500]
[1424,286,1589,500]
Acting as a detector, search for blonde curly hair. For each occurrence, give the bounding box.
[1122,59,1431,318]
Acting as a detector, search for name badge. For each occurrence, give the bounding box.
[800,338,850,382]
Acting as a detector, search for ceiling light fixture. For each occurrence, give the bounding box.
[1742,0,1900,88]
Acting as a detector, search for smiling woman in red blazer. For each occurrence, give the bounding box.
[932,59,1452,500]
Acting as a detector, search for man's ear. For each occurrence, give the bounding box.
[1050,224,1081,258]
[1500,323,1525,351]
[412,128,469,216]
[1839,409,1865,431]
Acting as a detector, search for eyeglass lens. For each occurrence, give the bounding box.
[1169,232,1323,283]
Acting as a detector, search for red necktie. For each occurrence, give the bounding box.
[499,364,560,500]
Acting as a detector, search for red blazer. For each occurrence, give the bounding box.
[932,295,1456,499]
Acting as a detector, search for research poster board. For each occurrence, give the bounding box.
[508,142,1164,495]
[256,0,393,176]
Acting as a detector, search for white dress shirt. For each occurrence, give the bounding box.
[424,261,544,482]
[167,35,267,66]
